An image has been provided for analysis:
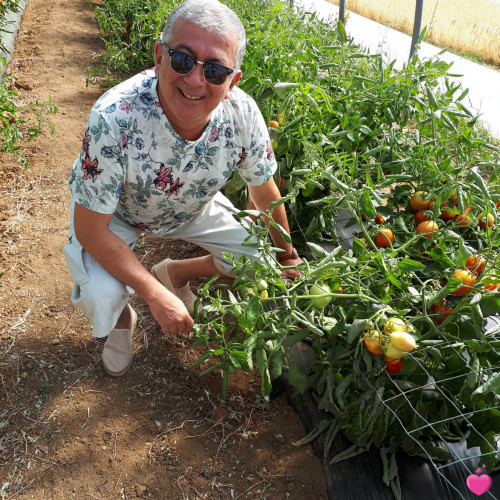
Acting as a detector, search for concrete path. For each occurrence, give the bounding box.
[297,0,500,139]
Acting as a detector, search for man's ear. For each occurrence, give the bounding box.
[225,70,242,98]
[154,42,164,77]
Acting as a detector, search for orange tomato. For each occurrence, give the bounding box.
[375,215,386,224]
[430,303,453,325]
[479,213,495,229]
[364,330,384,355]
[269,120,279,128]
[452,269,476,296]
[440,202,456,220]
[484,282,499,291]
[414,210,428,224]
[375,228,394,248]
[416,220,438,238]
[454,212,471,228]
[410,191,431,211]
[466,255,485,275]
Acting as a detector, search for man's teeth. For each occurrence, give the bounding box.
[182,90,201,100]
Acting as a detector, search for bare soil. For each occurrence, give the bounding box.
[0,0,327,498]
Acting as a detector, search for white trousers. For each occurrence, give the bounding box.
[64,192,260,338]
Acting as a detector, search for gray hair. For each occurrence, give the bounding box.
[160,0,246,73]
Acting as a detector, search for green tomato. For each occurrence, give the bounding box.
[308,283,332,309]
[256,279,268,291]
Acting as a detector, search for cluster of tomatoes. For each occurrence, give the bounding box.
[372,190,499,296]
[409,190,496,231]
[364,318,417,374]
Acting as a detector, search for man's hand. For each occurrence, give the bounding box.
[147,285,194,335]
[279,255,303,279]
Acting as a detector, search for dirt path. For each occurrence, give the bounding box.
[0,1,326,498]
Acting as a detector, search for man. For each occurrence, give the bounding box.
[64,0,302,377]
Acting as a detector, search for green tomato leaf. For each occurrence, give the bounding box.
[229,350,251,372]
[360,189,377,218]
[398,258,425,273]
[471,373,500,398]
[238,296,260,330]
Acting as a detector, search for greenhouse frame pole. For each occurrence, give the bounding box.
[339,0,345,23]
[410,0,424,59]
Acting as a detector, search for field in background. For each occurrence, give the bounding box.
[327,0,500,67]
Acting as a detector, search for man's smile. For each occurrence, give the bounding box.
[180,89,202,100]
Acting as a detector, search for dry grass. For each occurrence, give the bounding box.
[327,0,500,67]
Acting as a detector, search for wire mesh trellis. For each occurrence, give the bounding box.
[280,207,500,499]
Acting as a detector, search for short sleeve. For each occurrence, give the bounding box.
[232,92,277,186]
[69,108,126,214]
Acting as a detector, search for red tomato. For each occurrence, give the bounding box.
[375,215,386,224]
[466,255,485,275]
[385,358,403,374]
[414,210,428,224]
[452,269,476,296]
[430,303,454,325]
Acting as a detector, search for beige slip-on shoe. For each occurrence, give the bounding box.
[150,259,200,316]
[102,306,137,377]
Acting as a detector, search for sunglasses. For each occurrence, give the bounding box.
[166,46,234,86]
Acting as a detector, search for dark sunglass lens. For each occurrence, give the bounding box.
[170,51,195,74]
[204,63,229,85]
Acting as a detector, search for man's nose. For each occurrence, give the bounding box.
[185,61,205,86]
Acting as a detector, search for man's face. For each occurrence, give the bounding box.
[154,21,241,141]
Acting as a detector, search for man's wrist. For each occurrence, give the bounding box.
[276,247,298,263]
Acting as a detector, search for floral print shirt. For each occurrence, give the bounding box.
[69,69,277,235]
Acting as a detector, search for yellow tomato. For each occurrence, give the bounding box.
[384,317,407,334]
[389,331,416,352]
